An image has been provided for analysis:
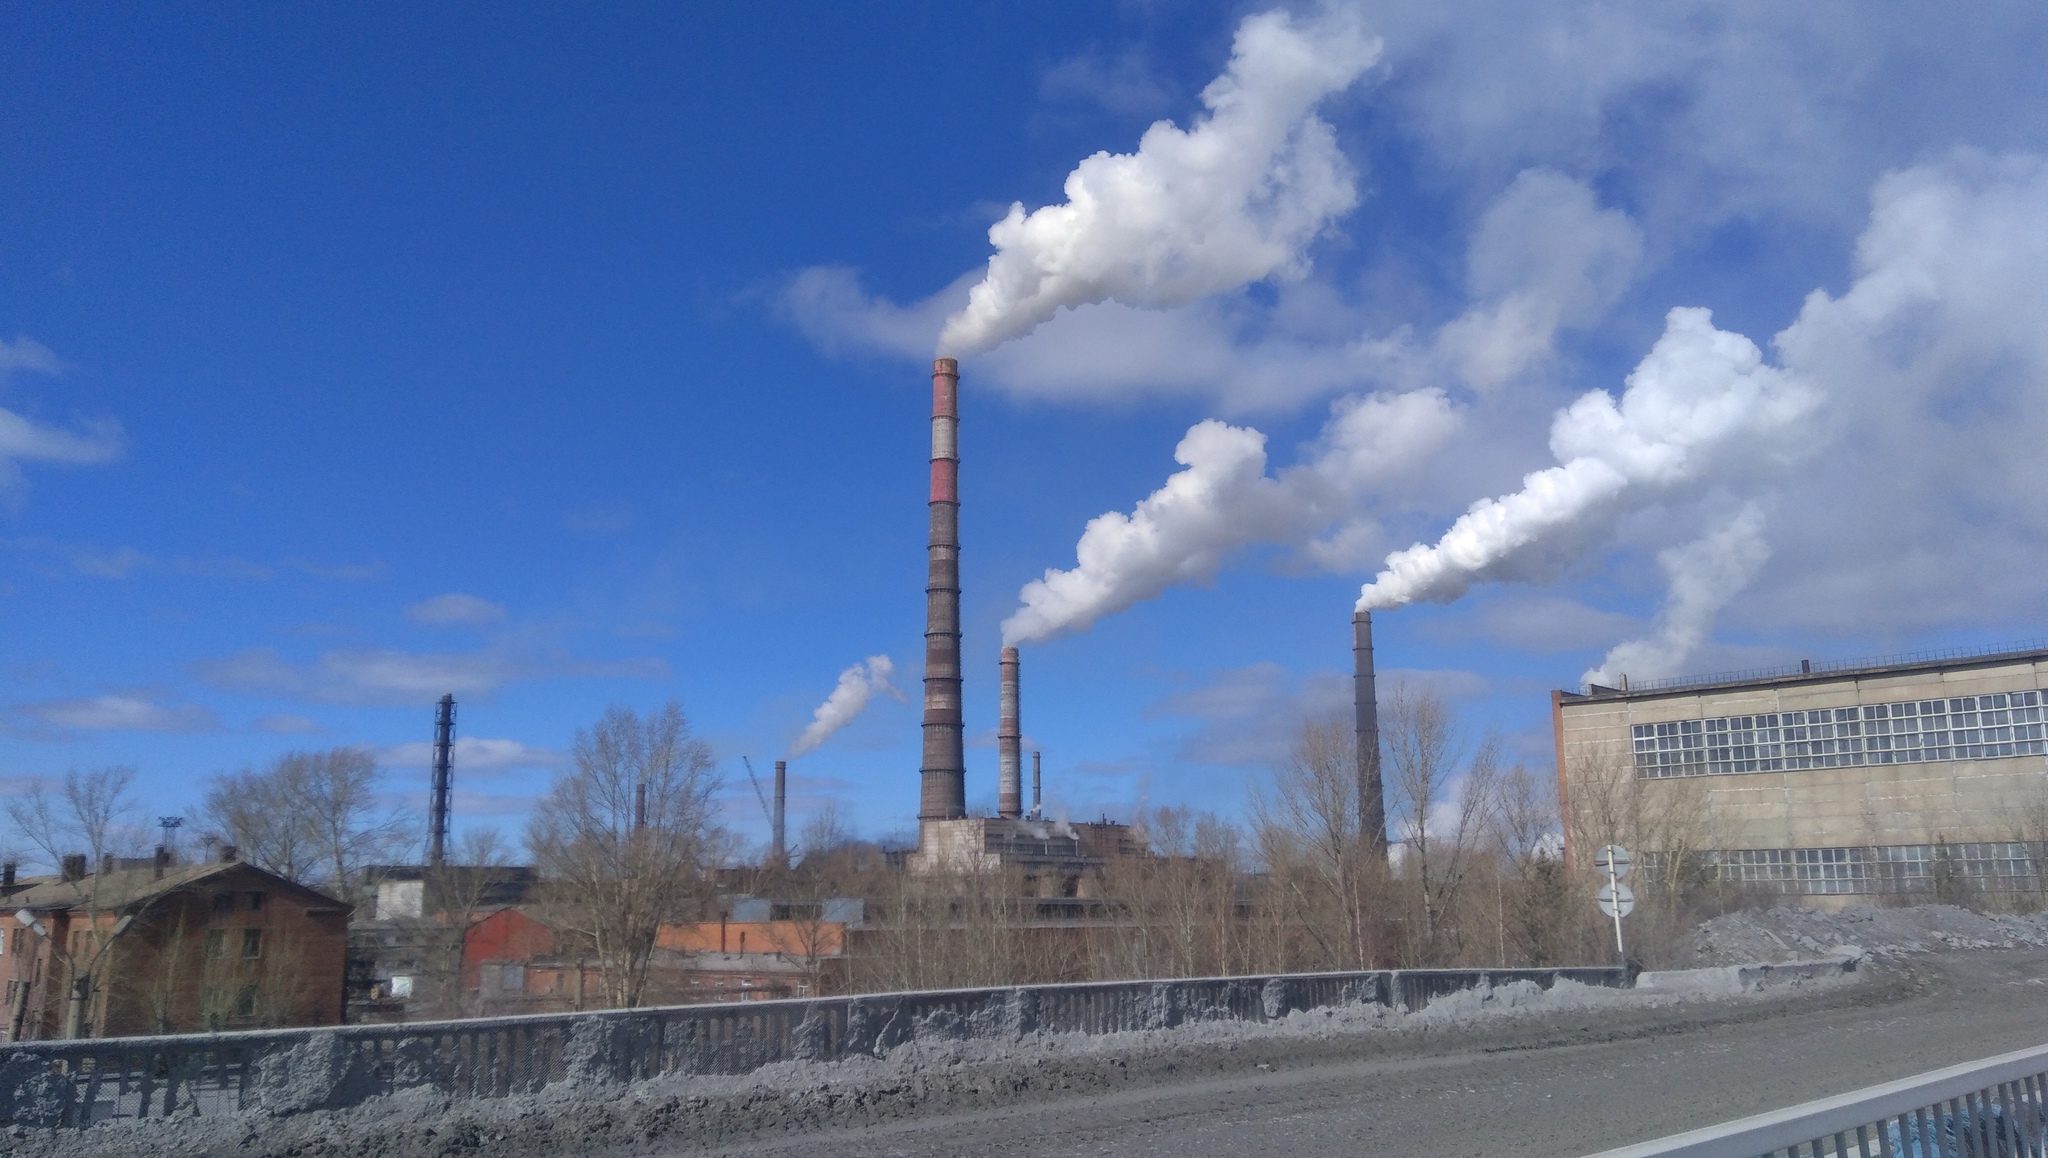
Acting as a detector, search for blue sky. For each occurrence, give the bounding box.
[5,2,2047,864]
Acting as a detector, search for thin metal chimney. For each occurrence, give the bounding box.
[1353,610,1388,855]
[429,693,456,866]
[919,358,967,821]
[771,760,788,867]
[998,646,1022,819]
[1031,750,1042,816]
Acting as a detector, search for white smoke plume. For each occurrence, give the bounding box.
[1582,505,1771,687]
[1356,307,1816,611]
[1002,388,1459,644]
[937,7,1382,356]
[787,655,904,759]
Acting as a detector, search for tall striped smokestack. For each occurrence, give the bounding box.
[771,760,788,868]
[1353,610,1387,855]
[998,646,1022,819]
[920,358,967,820]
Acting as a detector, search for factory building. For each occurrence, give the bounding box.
[906,358,1142,889]
[1553,643,2048,901]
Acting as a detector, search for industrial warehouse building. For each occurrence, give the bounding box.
[1553,643,2048,901]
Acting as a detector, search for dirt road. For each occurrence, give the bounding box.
[679,951,2048,1158]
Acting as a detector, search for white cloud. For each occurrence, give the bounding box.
[1584,505,1771,686]
[375,737,564,775]
[0,410,124,497]
[788,656,905,759]
[1150,662,1350,768]
[940,7,1381,355]
[405,593,508,627]
[1357,307,1815,611]
[251,713,321,735]
[1435,169,1644,390]
[0,336,61,379]
[1003,388,1460,644]
[20,694,218,733]
[194,646,665,706]
[1039,46,1175,117]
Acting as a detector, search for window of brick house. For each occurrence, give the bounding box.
[246,892,265,911]
[235,986,257,1016]
[242,928,262,959]
[205,930,225,959]
[212,892,235,915]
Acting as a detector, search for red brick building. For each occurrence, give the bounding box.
[0,852,350,1040]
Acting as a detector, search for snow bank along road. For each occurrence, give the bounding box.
[687,951,2047,1158]
[22,948,2047,1157]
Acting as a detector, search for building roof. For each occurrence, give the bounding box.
[6,859,346,916]
[1559,641,2048,705]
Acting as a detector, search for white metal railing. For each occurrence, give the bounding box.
[1584,1042,2048,1157]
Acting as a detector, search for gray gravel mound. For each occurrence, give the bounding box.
[1686,902,2048,966]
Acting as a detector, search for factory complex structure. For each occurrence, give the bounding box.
[1554,644,2048,902]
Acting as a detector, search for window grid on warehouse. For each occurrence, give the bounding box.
[1641,842,2046,896]
[1631,691,2047,778]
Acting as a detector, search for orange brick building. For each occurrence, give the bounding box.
[0,852,350,1040]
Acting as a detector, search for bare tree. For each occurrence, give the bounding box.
[6,766,144,871]
[1253,711,1380,969]
[527,702,724,1008]
[1100,807,1245,979]
[202,748,405,899]
[1383,682,1501,965]
[203,762,316,881]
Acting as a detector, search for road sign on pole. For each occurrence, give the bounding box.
[1594,844,1633,880]
[1593,844,1634,961]
[1596,881,1636,918]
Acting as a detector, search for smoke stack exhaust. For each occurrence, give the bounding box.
[998,646,1022,818]
[771,760,788,867]
[1353,610,1387,855]
[920,358,967,820]
[430,693,456,866]
[1031,750,1042,815]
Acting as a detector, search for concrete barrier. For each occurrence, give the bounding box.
[0,965,1626,1130]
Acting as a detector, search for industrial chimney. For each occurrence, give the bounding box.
[771,760,788,868]
[1353,610,1388,855]
[1031,750,1042,816]
[920,358,967,820]
[429,693,456,866]
[998,646,1022,819]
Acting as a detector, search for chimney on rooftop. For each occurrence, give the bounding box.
[998,646,1022,819]
[919,358,967,822]
[218,844,239,865]
[153,845,170,881]
[60,854,86,882]
[1353,610,1388,857]
[2,862,14,889]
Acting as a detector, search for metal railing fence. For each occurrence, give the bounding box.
[1584,1041,2048,1157]
[0,965,1621,1131]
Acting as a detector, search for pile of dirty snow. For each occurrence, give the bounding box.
[1687,903,2048,966]
[11,974,1813,1158]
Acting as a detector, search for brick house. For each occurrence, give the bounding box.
[0,850,350,1040]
